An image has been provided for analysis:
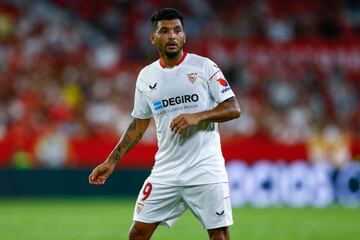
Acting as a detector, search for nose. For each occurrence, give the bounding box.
[168,30,176,39]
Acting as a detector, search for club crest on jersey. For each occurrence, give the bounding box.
[217,78,231,93]
[187,73,197,84]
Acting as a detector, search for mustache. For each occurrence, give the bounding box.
[166,41,178,46]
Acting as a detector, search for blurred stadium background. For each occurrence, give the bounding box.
[0,0,360,239]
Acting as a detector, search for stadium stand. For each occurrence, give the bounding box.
[0,0,359,168]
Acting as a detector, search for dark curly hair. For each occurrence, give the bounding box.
[150,8,184,32]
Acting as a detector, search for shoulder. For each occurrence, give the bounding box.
[186,54,222,80]
[138,60,160,77]
[186,53,213,66]
[137,60,160,82]
[136,61,161,91]
[185,53,219,72]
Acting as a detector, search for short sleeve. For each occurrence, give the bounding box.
[206,59,235,104]
[131,87,152,119]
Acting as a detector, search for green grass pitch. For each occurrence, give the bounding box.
[0,198,359,240]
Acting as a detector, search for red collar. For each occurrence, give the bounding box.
[159,51,187,68]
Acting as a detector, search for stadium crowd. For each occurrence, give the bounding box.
[0,0,359,167]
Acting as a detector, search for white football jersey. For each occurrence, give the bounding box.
[131,52,235,185]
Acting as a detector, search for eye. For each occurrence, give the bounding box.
[159,28,168,34]
[174,28,182,34]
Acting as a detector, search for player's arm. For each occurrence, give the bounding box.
[89,117,151,185]
[170,96,240,134]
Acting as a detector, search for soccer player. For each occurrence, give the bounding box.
[89,8,241,240]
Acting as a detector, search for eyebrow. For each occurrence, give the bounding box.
[158,25,183,31]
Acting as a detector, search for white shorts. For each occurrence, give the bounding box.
[133,180,233,229]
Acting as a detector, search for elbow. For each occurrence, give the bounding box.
[231,100,241,119]
[222,97,241,120]
[232,107,241,119]
[228,105,241,119]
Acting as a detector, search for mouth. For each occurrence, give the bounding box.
[166,42,178,50]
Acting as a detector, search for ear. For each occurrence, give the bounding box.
[183,31,186,44]
[150,33,155,45]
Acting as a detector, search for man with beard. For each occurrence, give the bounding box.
[89,8,241,240]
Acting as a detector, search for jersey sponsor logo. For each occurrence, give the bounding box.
[217,78,228,87]
[153,94,199,110]
[187,72,197,84]
[217,78,231,93]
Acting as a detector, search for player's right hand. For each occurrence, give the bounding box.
[88,160,116,185]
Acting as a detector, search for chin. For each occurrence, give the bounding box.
[165,50,181,58]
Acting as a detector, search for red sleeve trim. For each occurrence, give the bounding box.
[208,69,221,81]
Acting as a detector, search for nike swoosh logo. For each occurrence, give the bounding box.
[149,83,157,89]
[216,210,225,216]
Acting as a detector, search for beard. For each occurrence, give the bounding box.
[159,42,183,59]
[164,49,181,58]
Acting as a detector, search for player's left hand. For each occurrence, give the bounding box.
[170,113,201,134]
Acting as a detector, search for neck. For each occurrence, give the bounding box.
[159,50,185,68]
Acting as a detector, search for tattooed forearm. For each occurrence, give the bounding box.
[108,118,150,164]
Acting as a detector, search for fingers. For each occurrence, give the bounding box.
[88,173,93,184]
[89,176,106,185]
[88,171,106,185]
[173,124,185,134]
[169,115,180,131]
[170,113,201,134]
[170,115,186,134]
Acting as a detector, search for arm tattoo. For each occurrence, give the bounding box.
[108,119,147,164]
